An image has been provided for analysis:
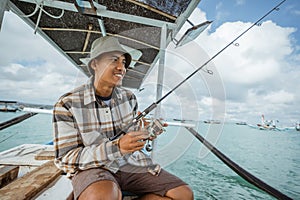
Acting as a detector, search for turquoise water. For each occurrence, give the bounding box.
[158,124,300,199]
[0,112,299,199]
[0,112,53,151]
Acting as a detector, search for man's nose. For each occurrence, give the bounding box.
[116,60,126,70]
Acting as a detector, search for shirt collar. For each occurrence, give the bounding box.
[83,76,123,105]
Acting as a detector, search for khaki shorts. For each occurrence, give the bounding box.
[72,165,188,200]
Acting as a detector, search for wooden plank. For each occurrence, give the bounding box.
[125,0,177,20]
[0,144,53,167]
[0,161,61,200]
[34,150,55,160]
[0,165,19,188]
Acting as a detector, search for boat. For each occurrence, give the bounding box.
[0,0,205,199]
[256,114,278,130]
[296,123,300,131]
[0,1,293,199]
[0,101,19,112]
[250,115,294,131]
[0,107,18,112]
[203,119,221,124]
[173,118,186,123]
[235,121,247,125]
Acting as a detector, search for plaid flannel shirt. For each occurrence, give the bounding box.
[53,77,153,175]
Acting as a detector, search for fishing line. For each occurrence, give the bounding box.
[110,0,287,141]
[0,131,20,144]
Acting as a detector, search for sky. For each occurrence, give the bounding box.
[0,0,299,126]
[193,0,300,125]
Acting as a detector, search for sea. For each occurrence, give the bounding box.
[0,112,299,200]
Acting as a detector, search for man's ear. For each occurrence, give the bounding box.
[90,59,97,71]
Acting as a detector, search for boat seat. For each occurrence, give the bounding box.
[0,161,61,200]
[32,150,138,199]
[34,150,55,160]
[0,165,19,188]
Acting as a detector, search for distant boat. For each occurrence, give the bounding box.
[204,119,221,124]
[173,118,186,122]
[247,123,291,131]
[257,123,276,130]
[0,100,19,112]
[236,122,247,125]
[256,114,278,130]
[296,123,300,131]
[0,107,18,112]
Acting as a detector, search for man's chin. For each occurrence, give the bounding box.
[115,80,122,86]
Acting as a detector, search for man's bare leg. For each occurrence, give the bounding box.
[136,185,193,200]
[78,180,122,200]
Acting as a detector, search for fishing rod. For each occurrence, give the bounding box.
[186,127,292,200]
[110,0,286,141]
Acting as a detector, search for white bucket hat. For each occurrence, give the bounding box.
[87,36,132,71]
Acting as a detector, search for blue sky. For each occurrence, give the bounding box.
[199,0,300,52]
[0,0,299,125]
[200,0,300,31]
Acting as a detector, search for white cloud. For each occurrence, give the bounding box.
[3,63,23,75]
[171,8,300,124]
[196,20,296,84]
[1,7,299,125]
[0,11,87,105]
[263,90,294,104]
[244,89,295,121]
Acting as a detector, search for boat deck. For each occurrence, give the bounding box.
[0,144,72,200]
[0,144,138,200]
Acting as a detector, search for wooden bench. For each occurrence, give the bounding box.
[34,150,55,160]
[0,161,61,200]
[0,165,19,188]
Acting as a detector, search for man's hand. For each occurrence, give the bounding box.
[119,130,149,154]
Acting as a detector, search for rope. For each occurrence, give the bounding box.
[0,112,37,131]
[185,127,292,200]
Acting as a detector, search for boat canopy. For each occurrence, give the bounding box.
[1,0,202,89]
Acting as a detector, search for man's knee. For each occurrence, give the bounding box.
[181,185,194,200]
[78,180,122,200]
[165,185,194,200]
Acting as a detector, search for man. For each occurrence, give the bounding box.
[53,36,193,200]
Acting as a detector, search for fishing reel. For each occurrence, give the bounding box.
[145,140,153,152]
[140,118,165,152]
